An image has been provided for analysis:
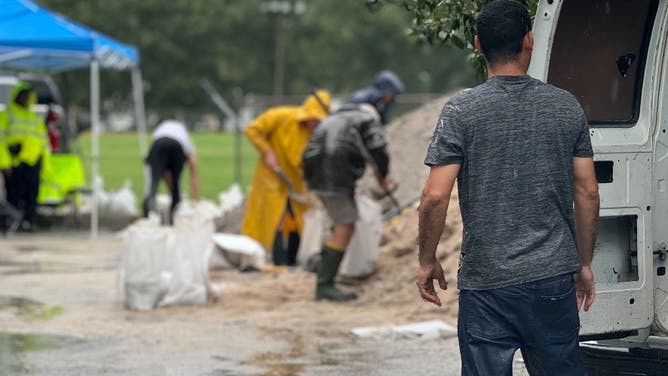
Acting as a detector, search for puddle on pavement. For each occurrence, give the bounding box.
[247,353,305,376]
[315,343,361,367]
[246,334,306,376]
[13,245,60,253]
[0,296,65,321]
[0,332,84,374]
[15,245,40,252]
[0,256,41,271]
[1,264,85,276]
[0,258,90,275]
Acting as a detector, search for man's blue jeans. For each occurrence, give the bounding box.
[458,273,585,376]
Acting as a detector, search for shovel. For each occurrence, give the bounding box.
[382,194,420,222]
[273,166,318,206]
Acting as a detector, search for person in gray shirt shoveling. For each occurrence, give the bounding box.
[416,1,600,374]
[303,103,392,301]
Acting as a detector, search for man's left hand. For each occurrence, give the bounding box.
[416,261,448,307]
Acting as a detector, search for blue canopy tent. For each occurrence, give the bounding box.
[0,0,148,237]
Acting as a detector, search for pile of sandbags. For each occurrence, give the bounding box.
[96,179,138,217]
[119,202,217,310]
[154,184,243,226]
[118,184,247,310]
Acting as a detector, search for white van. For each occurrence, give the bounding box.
[530,0,668,371]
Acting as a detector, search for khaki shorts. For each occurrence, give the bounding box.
[319,195,358,225]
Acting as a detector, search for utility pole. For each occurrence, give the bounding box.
[274,14,285,98]
[260,1,306,100]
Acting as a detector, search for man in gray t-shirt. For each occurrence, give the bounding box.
[416,1,600,374]
[425,76,592,290]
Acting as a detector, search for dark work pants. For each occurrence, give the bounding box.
[5,159,42,225]
[142,138,186,224]
[272,201,301,266]
[458,273,584,376]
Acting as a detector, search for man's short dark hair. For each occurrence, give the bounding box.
[476,0,531,65]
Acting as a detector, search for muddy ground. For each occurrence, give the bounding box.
[0,232,530,375]
[0,94,536,375]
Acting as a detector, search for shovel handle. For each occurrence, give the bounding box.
[273,167,296,192]
[385,191,400,207]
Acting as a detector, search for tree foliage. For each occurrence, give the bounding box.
[366,0,538,79]
[37,0,478,112]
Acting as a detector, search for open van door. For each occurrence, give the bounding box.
[529,0,664,339]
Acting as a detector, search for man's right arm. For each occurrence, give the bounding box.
[573,156,599,311]
[417,163,459,307]
[188,154,200,201]
[361,120,390,186]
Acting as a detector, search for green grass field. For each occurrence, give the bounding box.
[76,133,258,203]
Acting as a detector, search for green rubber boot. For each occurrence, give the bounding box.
[315,245,357,301]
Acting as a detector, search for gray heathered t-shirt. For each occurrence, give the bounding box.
[424,75,593,290]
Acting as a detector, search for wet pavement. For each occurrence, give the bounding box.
[0,234,530,375]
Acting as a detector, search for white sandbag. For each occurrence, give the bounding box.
[120,221,173,310]
[158,228,209,307]
[161,209,217,306]
[340,195,383,278]
[105,180,138,216]
[92,175,110,212]
[351,320,457,340]
[119,212,215,310]
[175,199,231,270]
[211,233,266,269]
[297,208,326,266]
[176,199,223,220]
[218,184,244,214]
[155,193,172,223]
[209,246,234,270]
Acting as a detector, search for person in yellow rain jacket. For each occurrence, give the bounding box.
[0,82,51,231]
[241,90,331,265]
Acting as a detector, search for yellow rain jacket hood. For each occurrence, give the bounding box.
[0,82,51,175]
[241,90,331,251]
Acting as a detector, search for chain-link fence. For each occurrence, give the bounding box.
[67,92,447,136]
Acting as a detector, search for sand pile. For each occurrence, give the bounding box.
[357,95,450,203]
[385,96,451,202]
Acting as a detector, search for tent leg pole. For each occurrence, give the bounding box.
[91,60,100,239]
[131,67,148,157]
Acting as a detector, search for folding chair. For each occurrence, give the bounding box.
[37,153,88,227]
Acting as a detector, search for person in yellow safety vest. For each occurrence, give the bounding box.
[0,113,10,172]
[0,81,51,231]
[241,90,331,266]
[0,99,11,230]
